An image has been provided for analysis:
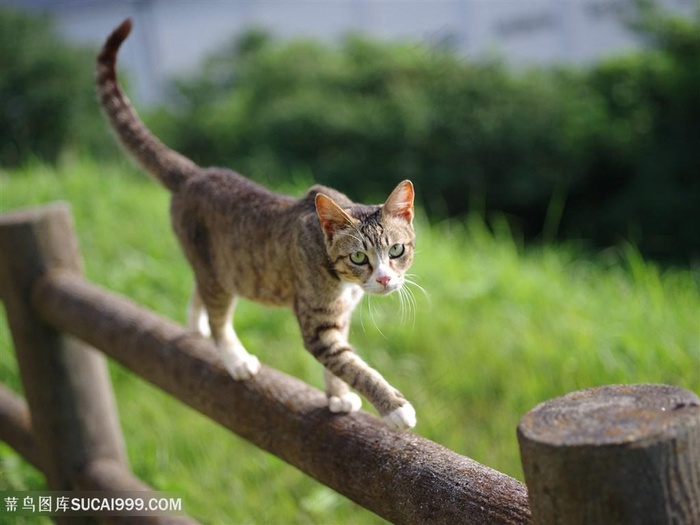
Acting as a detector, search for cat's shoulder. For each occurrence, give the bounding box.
[304,184,354,207]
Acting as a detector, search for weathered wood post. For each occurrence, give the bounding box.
[0,203,128,523]
[518,384,700,525]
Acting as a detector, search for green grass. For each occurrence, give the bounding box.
[1,158,699,524]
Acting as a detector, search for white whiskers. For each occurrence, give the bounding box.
[398,274,430,326]
[404,273,431,303]
[364,293,388,339]
[358,273,430,334]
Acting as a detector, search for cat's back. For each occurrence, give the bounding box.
[168,168,369,305]
[175,167,295,215]
[170,167,301,266]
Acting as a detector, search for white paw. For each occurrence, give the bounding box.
[328,392,362,413]
[382,403,416,431]
[222,353,260,381]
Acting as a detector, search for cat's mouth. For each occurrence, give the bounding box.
[363,281,402,296]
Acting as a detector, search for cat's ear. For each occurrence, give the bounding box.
[315,193,356,239]
[382,180,414,223]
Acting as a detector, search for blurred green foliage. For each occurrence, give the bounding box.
[2,3,698,260]
[149,4,699,261]
[0,8,113,167]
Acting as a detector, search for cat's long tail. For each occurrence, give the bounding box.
[96,18,198,193]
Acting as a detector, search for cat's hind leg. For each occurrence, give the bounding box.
[199,285,260,381]
[218,321,260,381]
[186,286,210,337]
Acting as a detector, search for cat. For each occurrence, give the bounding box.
[96,18,417,431]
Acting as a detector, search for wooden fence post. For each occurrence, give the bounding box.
[517,384,700,525]
[0,203,128,522]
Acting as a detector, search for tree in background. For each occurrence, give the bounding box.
[0,8,111,167]
[2,2,697,260]
[151,2,698,260]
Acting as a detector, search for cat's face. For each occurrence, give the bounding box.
[316,181,415,296]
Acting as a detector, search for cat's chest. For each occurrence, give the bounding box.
[337,283,363,310]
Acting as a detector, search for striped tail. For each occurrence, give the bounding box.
[96,18,197,192]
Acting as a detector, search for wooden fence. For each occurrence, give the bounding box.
[0,203,698,525]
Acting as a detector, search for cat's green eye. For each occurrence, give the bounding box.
[388,243,405,258]
[349,251,368,265]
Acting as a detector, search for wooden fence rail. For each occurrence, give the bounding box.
[1,202,699,525]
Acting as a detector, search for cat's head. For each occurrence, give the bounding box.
[316,180,415,295]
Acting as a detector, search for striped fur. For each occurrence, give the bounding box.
[96,19,418,430]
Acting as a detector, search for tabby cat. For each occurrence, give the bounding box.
[96,19,417,430]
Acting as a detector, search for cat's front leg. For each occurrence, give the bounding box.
[300,317,416,430]
[324,369,362,414]
[382,404,417,432]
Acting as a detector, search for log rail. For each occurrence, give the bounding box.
[1,203,698,525]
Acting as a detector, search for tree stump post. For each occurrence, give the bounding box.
[0,203,128,524]
[518,384,700,525]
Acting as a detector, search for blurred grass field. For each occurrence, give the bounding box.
[1,158,698,524]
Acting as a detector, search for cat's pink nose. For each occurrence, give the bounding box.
[376,275,391,287]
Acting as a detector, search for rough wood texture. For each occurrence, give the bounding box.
[0,386,200,525]
[0,204,128,524]
[0,383,40,470]
[518,384,700,525]
[33,270,532,525]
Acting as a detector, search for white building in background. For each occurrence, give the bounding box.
[2,0,695,106]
